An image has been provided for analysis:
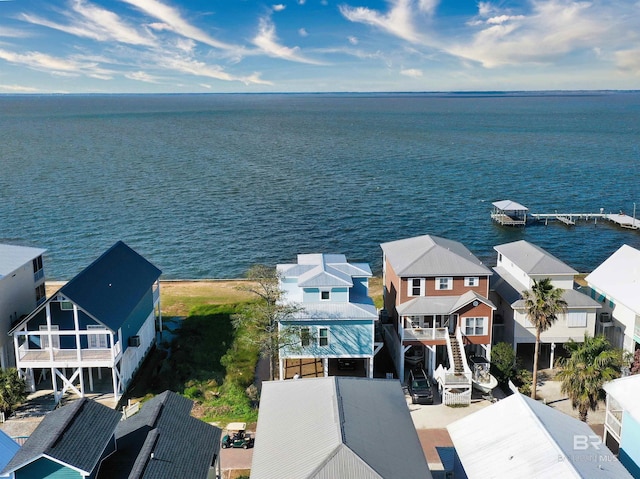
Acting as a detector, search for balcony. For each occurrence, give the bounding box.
[33,269,44,283]
[404,326,448,342]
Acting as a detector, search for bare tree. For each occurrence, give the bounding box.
[233,265,302,381]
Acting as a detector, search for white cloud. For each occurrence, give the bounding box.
[348,35,358,45]
[417,0,439,15]
[0,47,114,78]
[0,27,30,38]
[298,0,306,4]
[157,55,272,85]
[339,0,425,44]
[447,0,618,68]
[400,67,422,77]
[0,84,40,92]
[615,48,640,74]
[19,0,155,46]
[272,4,286,11]
[252,16,324,64]
[122,0,241,52]
[298,28,308,37]
[125,70,159,82]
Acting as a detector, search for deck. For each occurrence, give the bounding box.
[491,213,527,226]
[17,348,115,367]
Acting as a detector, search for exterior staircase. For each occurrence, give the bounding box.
[449,332,465,373]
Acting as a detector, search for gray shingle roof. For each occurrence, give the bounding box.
[1,398,122,476]
[251,377,431,479]
[59,241,161,331]
[99,391,221,479]
[494,240,577,276]
[381,235,491,277]
[0,243,46,278]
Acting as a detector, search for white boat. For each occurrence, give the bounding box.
[468,355,498,394]
[404,346,424,367]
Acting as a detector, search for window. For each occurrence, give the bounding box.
[300,327,311,346]
[464,317,487,336]
[408,278,424,297]
[87,325,108,348]
[39,325,60,349]
[32,256,43,273]
[35,284,46,304]
[318,328,329,346]
[60,301,74,311]
[567,312,587,328]
[464,277,479,287]
[436,277,453,290]
[321,290,330,301]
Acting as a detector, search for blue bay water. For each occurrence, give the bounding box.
[1,92,639,279]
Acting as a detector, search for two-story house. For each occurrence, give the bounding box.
[380,235,495,404]
[0,244,46,369]
[277,254,379,380]
[491,240,601,368]
[603,374,640,478]
[8,241,161,405]
[585,244,640,354]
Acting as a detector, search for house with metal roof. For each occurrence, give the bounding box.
[276,254,379,379]
[380,235,495,405]
[585,244,640,354]
[9,241,161,404]
[97,390,222,479]
[251,376,432,479]
[0,397,122,479]
[0,244,46,369]
[603,374,640,478]
[448,392,633,479]
[491,240,600,368]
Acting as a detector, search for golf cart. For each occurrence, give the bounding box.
[221,422,254,449]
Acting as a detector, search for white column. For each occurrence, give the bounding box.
[368,357,373,378]
[279,358,284,381]
[550,342,556,370]
[51,367,58,402]
[88,367,94,391]
[73,305,81,362]
[46,303,54,363]
[323,358,328,377]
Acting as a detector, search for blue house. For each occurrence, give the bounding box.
[9,241,161,404]
[277,254,379,379]
[604,374,640,478]
[0,429,19,477]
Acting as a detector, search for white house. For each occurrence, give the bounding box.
[448,392,632,479]
[585,244,640,354]
[0,244,46,369]
[491,240,601,368]
[603,375,640,478]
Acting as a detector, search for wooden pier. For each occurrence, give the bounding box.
[492,200,640,231]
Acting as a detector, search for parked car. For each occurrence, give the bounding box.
[408,369,434,405]
[221,422,254,449]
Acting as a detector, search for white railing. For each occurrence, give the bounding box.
[403,327,448,341]
[121,401,140,420]
[153,285,160,304]
[456,328,472,375]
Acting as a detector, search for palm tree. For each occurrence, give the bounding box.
[556,334,624,422]
[522,278,567,399]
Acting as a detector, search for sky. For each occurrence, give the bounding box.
[0,0,638,93]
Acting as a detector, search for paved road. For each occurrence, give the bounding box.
[220,445,253,471]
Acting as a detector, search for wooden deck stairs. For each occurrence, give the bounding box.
[449,332,465,373]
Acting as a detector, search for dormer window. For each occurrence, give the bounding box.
[320,290,330,301]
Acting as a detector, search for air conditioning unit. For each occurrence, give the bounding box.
[128,335,141,347]
[599,313,612,327]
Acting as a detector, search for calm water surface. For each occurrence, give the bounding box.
[1,93,639,279]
